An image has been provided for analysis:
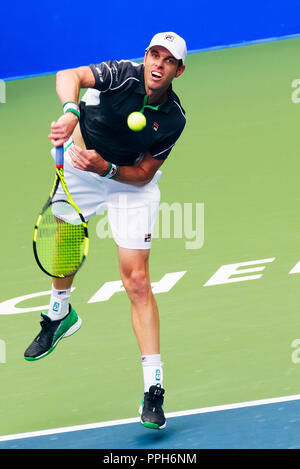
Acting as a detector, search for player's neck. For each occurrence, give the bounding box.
[146,87,169,106]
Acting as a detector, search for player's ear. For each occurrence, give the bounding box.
[143,52,148,64]
[175,64,185,78]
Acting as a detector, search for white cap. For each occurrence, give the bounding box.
[146,32,187,64]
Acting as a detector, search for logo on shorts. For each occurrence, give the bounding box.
[152,122,159,132]
[144,233,152,242]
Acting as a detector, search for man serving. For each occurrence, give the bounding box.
[24,32,187,430]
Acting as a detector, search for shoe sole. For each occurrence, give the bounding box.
[138,404,167,430]
[24,316,82,362]
[140,421,167,430]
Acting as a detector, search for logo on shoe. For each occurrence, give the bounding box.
[53,302,60,312]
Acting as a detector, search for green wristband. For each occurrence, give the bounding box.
[63,102,80,119]
[101,162,112,177]
[111,164,120,179]
[65,108,80,119]
[101,162,119,179]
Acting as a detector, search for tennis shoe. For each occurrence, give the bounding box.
[139,383,166,429]
[24,305,81,361]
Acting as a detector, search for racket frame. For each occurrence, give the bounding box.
[33,147,89,278]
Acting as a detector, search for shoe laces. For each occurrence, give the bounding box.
[145,385,164,411]
[40,314,53,330]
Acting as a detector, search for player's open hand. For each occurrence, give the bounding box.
[48,113,79,147]
[69,144,109,175]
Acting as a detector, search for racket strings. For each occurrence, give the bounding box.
[36,204,86,277]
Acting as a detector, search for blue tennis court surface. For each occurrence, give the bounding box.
[1,395,299,449]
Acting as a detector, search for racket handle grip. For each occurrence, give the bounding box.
[56,145,64,168]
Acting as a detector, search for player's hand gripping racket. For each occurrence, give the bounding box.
[33,145,89,278]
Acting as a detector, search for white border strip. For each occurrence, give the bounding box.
[1,393,300,443]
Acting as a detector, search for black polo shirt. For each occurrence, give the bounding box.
[78,60,186,166]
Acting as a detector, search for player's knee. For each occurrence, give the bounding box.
[123,270,150,302]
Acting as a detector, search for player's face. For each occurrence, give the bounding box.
[144,46,185,93]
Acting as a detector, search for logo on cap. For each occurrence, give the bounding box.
[165,34,175,42]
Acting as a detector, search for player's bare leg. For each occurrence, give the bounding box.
[52,275,75,291]
[117,246,166,429]
[117,247,159,355]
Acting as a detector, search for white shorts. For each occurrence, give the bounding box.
[51,143,161,250]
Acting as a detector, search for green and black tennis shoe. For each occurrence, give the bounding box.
[139,384,166,430]
[24,305,81,361]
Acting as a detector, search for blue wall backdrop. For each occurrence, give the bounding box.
[1,0,300,79]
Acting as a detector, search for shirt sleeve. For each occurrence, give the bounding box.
[89,61,114,91]
[90,60,138,92]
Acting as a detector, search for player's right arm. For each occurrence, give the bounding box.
[49,66,96,147]
[56,66,96,104]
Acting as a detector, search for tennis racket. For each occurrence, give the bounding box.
[33,145,89,278]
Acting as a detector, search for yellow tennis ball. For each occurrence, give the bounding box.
[127,112,146,132]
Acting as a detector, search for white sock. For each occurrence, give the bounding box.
[141,354,163,392]
[47,286,71,320]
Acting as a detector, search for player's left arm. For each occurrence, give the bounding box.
[69,146,164,187]
[115,152,165,186]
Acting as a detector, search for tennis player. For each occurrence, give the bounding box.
[24,32,187,430]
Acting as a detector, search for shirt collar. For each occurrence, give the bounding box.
[134,65,174,114]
